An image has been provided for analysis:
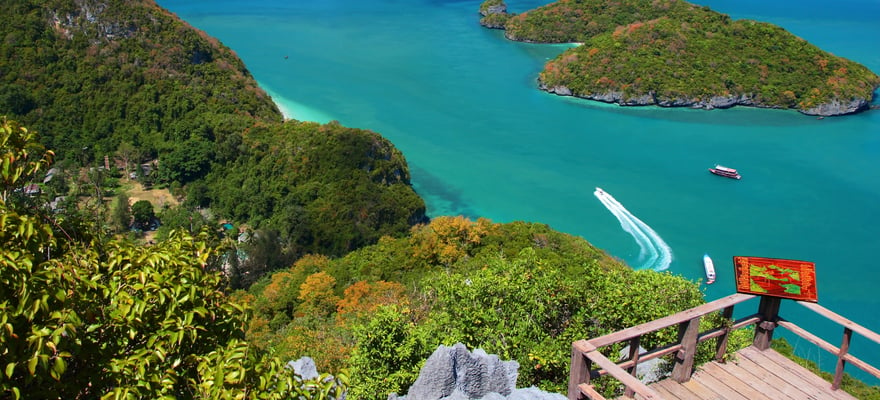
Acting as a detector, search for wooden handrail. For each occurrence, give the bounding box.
[568,293,880,400]
[776,302,880,389]
[587,293,756,348]
[797,301,880,345]
[568,293,757,400]
[590,314,762,378]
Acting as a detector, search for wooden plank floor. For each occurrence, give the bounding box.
[621,346,857,400]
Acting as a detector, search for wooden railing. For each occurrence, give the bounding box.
[567,293,880,400]
[780,301,880,389]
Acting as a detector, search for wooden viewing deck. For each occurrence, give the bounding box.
[568,293,880,400]
[633,346,856,400]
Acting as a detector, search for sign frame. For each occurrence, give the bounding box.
[733,256,818,302]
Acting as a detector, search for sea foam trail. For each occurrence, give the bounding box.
[594,188,673,271]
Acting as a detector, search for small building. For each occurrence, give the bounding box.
[50,196,66,213]
[24,184,40,196]
[43,168,59,183]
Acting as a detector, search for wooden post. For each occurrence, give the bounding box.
[568,341,593,400]
[672,316,701,382]
[832,327,853,390]
[753,296,781,350]
[624,336,641,398]
[715,305,735,362]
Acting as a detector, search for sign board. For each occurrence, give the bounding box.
[733,256,818,302]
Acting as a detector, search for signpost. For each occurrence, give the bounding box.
[733,256,818,302]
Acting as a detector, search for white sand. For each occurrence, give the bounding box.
[261,84,336,123]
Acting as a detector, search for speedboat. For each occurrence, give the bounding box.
[703,254,716,284]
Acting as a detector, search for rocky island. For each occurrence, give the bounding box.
[480,0,880,116]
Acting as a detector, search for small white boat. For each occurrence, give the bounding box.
[703,254,716,284]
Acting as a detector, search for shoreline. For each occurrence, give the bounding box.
[260,83,336,123]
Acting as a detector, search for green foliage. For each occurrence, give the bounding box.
[0,119,346,399]
[183,181,210,209]
[244,217,722,395]
[346,306,430,400]
[0,0,282,160]
[0,84,36,115]
[207,120,427,265]
[130,199,154,229]
[504,0,695,43]
[236,229,296,288]
[1,117,54,205]
[111,192,131,233]
[153,205,210,240]
[480,13,512,28]
[415,247,706,392]
[157,137,214,185]
[190,339,348,400]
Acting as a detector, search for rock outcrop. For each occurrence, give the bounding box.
[539,82,875,116]
[801,98,871,116]
[287,357,347,399]
[479,0,510,29]
[288,357,320,380]
[49,0,137,42]
[389,343,565,400]
[479,1,507,17]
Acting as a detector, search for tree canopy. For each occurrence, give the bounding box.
[242,216,741,398]
[0,118,345,399]
[130,199,154,229]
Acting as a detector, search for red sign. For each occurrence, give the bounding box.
[733,256,818,302]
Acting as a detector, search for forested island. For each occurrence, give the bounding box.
[479,0,880,116]
[2,0,879,399]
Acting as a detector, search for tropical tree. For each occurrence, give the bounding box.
[130,199,154,230]
[111,193,132,232]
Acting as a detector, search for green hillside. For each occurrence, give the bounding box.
[241,216,734,397]
[0,0,427,277]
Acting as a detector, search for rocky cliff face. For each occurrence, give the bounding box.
[389,343,565,400]
[539,82,873,117]
[49,0,137,42]
[479,3,507,17]
[801,98,872,116]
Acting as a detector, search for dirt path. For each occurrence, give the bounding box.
[126,181,178,209]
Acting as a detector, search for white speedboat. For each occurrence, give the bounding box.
[703,254,716,284]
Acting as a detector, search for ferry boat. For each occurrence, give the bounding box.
[709,165,741,180]
[703,254,716,285]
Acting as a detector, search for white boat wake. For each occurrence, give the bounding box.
[594,187,673,271]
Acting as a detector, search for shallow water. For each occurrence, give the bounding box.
[159,0,880,382]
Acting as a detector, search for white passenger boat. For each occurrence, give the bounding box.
[709,165,741,180]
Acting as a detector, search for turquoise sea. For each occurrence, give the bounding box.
[158,0,880,382]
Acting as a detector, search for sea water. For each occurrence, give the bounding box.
[158,0,880,382]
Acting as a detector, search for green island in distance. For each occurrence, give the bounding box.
[479,0,880,116]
